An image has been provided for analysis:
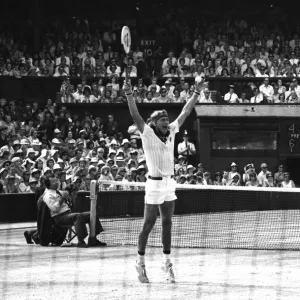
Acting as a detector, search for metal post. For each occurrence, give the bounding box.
[88,180,97,246]
[196,118,201,163]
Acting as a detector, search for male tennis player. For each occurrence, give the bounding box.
[124,76,208,283]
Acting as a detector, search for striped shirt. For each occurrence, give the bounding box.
[141,121,179,177]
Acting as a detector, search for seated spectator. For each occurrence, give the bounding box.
[272,85,281,103]
[121,65,137,78]
[238,92,250,104]
[227,173,241,186]
[82,50,96,69]
[255,66,269,77]
[151,87,173,103]
[71,84,83,103]
[242,163,256,184]
[279,172,296,188]
[106,58,121,77]
[257,163,268,187]
[172,89,183,103]
[147,77,160,93]
[259,78,274,102]
[163,66,179,77]
[213,172,223,186]
[3,174,19,193]
[286,90,300,103]
[53,65,68,77]
[202,172,213,185]
[162,51,177,69]
[250,88,264,103]
[245,172,260,187]
[264,172,275,187]
[228,162,241,182]
[224,85,239,103]
[243,67,255,77]
[198,88,213,103]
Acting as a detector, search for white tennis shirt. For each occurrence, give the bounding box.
[141,121,179,177]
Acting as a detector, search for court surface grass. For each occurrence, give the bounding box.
[1,223,300,300]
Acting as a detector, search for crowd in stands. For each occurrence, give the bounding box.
[0,96,295,194]
[58,75,300,104]
[1,14,300,81]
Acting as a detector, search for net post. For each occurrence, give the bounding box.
[196,118,201,162]
[88,180,98,246]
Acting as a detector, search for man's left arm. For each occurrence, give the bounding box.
[175,77,208,128]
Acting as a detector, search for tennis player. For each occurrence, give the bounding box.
[124,76,208,283]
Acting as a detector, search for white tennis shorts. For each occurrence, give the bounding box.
[145,177,177,205]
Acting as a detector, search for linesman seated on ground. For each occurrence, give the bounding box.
[43,175,107,247]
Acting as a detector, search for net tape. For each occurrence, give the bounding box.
[98,179,300,193]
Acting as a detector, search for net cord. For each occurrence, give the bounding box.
[98,180,300,193]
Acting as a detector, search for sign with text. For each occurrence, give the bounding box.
[287,123,300,153]
[138,36,176,56]
[139,37,156,56]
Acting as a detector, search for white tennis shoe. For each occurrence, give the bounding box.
[161,262,175,283]
[135,261,150,283]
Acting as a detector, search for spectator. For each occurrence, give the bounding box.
[177,131,196,165]
[103,115,119,137]
[279,172,295,188]
[250,88,264,103]
[224,85,239,103]
[227,173,241,186]
[245,172,260,187]
[274,165,285,186]
[213,172,223,185]
[259,78,274,102]
[198,88,213,103]
[257,163,268,187]
[264,172,275,187]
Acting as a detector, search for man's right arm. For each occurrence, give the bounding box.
[124,83,145,133]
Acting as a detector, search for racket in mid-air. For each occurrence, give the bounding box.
[121,26,131,82]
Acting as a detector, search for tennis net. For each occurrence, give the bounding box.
[76,180,300,250]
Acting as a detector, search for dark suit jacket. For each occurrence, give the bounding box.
[37,198,68,246]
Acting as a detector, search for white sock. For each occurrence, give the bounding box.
[163,253,171,265]
[137,254,145,266]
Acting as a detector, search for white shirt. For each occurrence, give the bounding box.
[148,84,160,93]
[82,56,96,68]
[106,66,121,76]
[43,188,70,217]
[257,171,267,187]
[55,57,70,66]
[224,92,239,103]
[162,57,177,69]
[250,94,264,103]
[72,91,84,103]
[251,58,266,68]
[140,121,179,177]
[259,84,274,100]
[293,85,300,99]
[177,141,196,156]
[289,58,299,66]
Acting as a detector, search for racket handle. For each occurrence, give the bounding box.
[125,67,128,83]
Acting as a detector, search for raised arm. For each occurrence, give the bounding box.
[175,77,208,128]
[123,82,145,133]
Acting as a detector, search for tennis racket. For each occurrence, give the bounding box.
[121,26,131,82]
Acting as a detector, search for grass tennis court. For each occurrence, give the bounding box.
[1,211,300,300]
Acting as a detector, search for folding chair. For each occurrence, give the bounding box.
[38,201,77,246]
[51,218,77,245]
